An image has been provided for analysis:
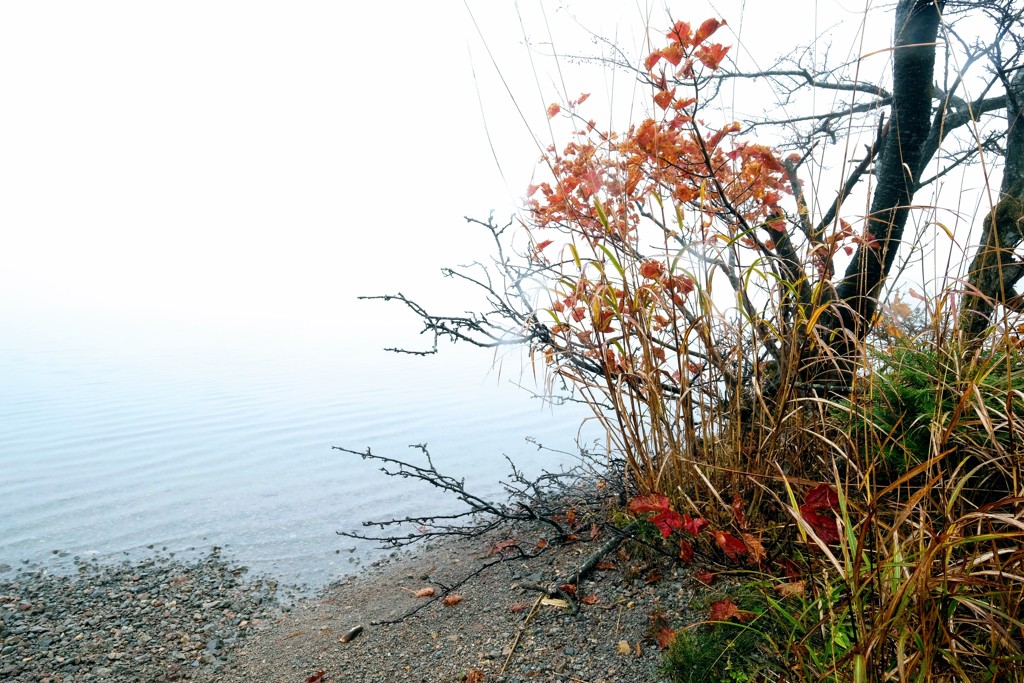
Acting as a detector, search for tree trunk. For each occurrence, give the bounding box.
[959,69,1024,345]
[805,0,945,393]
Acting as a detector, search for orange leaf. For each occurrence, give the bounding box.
[535,239,554,252]
[595,560,617,571]
[580,594,599,605]
[546,103,561,119]
[653,89,675,110]
[577,92,590,105]
[466,669,485,683]
[741,533,767,565]
[655,626,676,649]
[413,587,435,598]
[693,18,725,45]
[442,594,464,607]
[708,598,753,623]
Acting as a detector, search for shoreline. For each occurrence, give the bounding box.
[0,548,280,682]
[2,520,710,683]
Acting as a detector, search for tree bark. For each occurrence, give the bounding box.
[959,69,1024,344]
[807,0,945,392]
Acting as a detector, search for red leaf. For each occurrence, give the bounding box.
[644,51,662,71]
[629,493,672,514]
[682,514,708,536]
[577,92,590,105]
[651,509,683,538]
[800,507,840,545]
[708,598,753,623]
[559,583,578,596]
[678,540,694,564]
[695,570,716,585]
[804,484,839,512]
[304,672,325,683]
[644,571,664,585]
[546,103,561,119]
[535,239,554,252]
[580,594,599,605]
[732,496,747,529]
[596,560,617,571]
[713,530,748,562]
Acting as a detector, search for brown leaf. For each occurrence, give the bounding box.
[595,560,617,571]
[695,570,716,586]
[442,594,464,607]
[534,538,549,550]
[413,587,436,598]
[559,583,578,596]
[509,602,527,614]
[465,668,485,683]
[774,581,806,599]
[580,594,599,605]
[644,571,664,585]
[487,540,518,556]
[708,598,754,623]
[304,672,325,683]
[655,626,676,649]
[741,533,766,565]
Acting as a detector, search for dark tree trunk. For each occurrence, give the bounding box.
[959,69,1024,344]
[807,0,945,392]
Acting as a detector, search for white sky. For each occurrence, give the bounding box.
[1,1,965,354]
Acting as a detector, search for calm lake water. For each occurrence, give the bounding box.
[0,310,593,589]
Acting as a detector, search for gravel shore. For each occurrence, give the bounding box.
[0,549,279,682]
[218,524,710,683]
[2,525,714,682]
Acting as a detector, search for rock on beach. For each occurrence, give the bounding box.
[0,549,278,682]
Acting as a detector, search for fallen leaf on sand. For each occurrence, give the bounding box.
[465,668,485,683]
[442,594,464,607]
[413,587,436,598]
[616,640,631,655]
[304,672,325,683]
[510,602,527,614]
[580,594,599,605]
